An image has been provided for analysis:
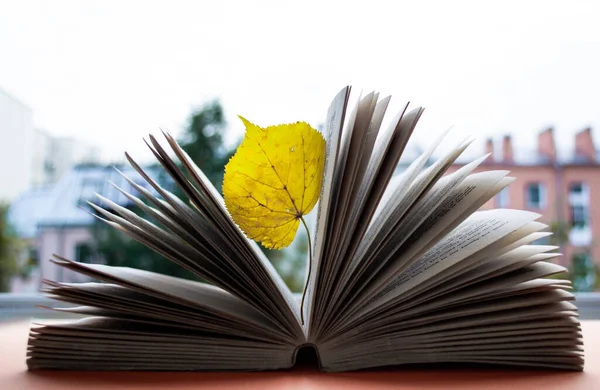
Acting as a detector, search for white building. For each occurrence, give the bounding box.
[0,88,34,201]
[0,87,102,200]
[30,129,101,186]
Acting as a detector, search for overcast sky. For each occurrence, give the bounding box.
[1,0,599,163]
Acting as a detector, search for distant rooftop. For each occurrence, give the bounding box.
[9,164,160,238]
[457,127,599,167]
[0,86,32,113]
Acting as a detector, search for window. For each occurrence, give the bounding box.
[27,248,39,265]
[20,248,39,279]
[75,243,94,263]
[80,178,104,202]
[570,183,584,195]
[569,182,589,229]
[496,187,510,208]
[77,178,105,209]
[525,183,546,209]
[570,205,587,228]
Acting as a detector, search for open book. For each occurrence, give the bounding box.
[27,87,584,371]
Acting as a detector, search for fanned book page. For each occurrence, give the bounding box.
[27,86,584,372]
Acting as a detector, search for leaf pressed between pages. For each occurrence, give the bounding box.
[223,116,326,249]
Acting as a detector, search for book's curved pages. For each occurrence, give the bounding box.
[26,87,584,372]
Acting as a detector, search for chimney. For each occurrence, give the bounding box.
[484,138,494,162]
[575,127,596,162]
[502,135,513,163]
[538,127,557,162]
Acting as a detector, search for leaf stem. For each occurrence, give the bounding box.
[299,215,312,325]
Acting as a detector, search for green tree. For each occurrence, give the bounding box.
[549,220,570,248]
[0,204,20,292]
[178,100,233,191]
[550,219,599,291]
[571,251,597,292]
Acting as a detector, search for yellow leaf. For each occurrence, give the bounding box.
[223,116,326,249]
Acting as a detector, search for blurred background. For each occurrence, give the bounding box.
[1,0,599,320]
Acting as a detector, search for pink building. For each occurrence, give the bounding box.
[9,165,159,292]
[450,128,600,269]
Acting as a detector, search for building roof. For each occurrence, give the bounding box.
[478,147,600,167]
[8,164,160,239]
[455,129,600,167]
[0,86,32,113]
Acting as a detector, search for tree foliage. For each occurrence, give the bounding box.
[570,251,597,292]
[550,219,599,292]
[0,204,20,292]
[178,100,233,191]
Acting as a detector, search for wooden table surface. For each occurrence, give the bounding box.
[1,320,598,389]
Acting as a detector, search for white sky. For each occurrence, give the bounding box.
[1,0,599,163]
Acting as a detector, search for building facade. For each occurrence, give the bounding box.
[450,128,600,270]
[0,88,34,201]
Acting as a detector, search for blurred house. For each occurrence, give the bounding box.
[8,164,158,292]
[451,128,600,269]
